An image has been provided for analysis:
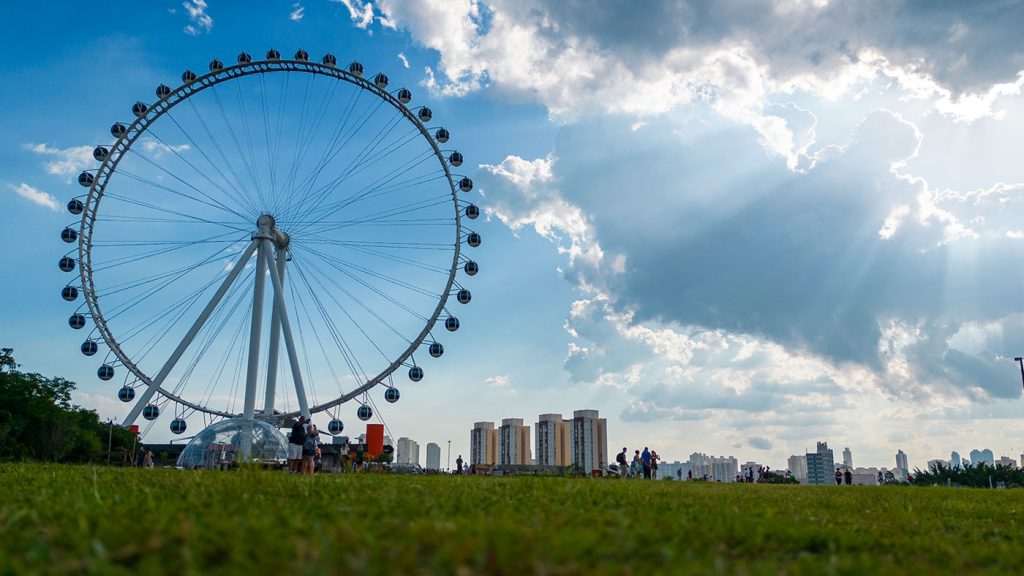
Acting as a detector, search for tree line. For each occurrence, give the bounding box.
[0,348,135,463]
[911,460,1024,488]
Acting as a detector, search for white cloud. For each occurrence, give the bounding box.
[397,52,410,69]
[140,138,190,158]
[484,374,510,388]
[183,0,213,35]
[335,0,375,29]
[290,3,305,21]
[360,1,1024,169]
[7,182,60,211]
[25,143,93,180]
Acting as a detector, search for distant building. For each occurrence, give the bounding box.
[570,409,607,472]
[396,437,420,466]
[687,452,737,482]
[805,442,835,485]
[895,450,908,475]
[787,454,808,484]
[535,413,571,466]
[970,448,995,467]
[470,422,498,466]
[659,461,690,480]
[499,418,531,465]
[426,442,441,470]
[950,451,961,470]
[996,456,1017,468]
[842,447,853,469]
[850,467,882,486]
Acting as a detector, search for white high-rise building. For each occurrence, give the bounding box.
[787,454,808,484]
[396,437,420,466]
[426,442,441,470]
[950,451,961,470]
[535,413,571,466]
[895,450,909,475]
[499,418,531,465]
[470,422,498,466]
[996,456,1017,468]
[842,447,853,469]
[688,452,737,482]
[969,448,995,467]
[570,409,607,473]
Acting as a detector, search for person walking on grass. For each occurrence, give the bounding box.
[631,450,642,479]
[456,455,464,474]
[641,447,652,480]
[288,415,307,473]
[651,450,660,480]
[844,468,852,485]
[616,447,628,478]
[835,468,843,485]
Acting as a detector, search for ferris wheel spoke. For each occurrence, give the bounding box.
[141,127,257,219]
[164,109,260,216]
[187,90,263,213]
[91,230,248,272]
[289,274,365,401]
[282,194,450,229]
[285,118,417,225]
[302,244,443,302]
[279,87,365,219]
[102,191,250,231]
[115,168,253,222]
[303,168,446,230]
[217,84,270,209]
[291,257,391,372]
[121,239,258,425]
[295,251,421,341]
[277,75,340,218]
[280,96,391,222]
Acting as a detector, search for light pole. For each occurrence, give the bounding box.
[107,418,114,465]
[447,440,451,473]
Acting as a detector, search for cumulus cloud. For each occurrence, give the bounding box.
[361,1,1024,167]
[7,182,60,211]
[183,0,213,35]
[25,143,93,180]
[477,105,1024,447]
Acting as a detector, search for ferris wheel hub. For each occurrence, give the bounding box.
[252,214,290,249]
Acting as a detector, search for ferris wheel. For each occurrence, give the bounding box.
[58,49,481,437]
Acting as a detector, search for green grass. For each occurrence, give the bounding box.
[1,464,1022,574]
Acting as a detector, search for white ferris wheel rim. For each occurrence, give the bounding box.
[74,55,465,420]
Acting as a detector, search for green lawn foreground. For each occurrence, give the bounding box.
[1,464,1022,575]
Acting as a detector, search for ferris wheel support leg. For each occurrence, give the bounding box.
[262,239,311,420]
[122,239,260,427]
[261,247,287,421]
[242,242,268,424]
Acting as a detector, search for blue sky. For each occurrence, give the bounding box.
[5,0,1024,471]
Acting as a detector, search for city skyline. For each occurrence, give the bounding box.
[6,2,1024,468]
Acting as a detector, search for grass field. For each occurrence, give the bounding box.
[1,464,1022,574]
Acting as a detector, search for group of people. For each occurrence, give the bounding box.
[287,415,321,474]
[616,446,660,479]
[835,468,854,485]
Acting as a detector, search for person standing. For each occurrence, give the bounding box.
[844,468,852,485]
[287,416,306,473]
[302,422,318,474]
[834,468,843,485]
[455,455,464,474]
[616,447,628,478]
[650,450,660,480]
[641,447,652,480]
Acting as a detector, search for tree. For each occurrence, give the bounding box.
[0,348,134,463]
